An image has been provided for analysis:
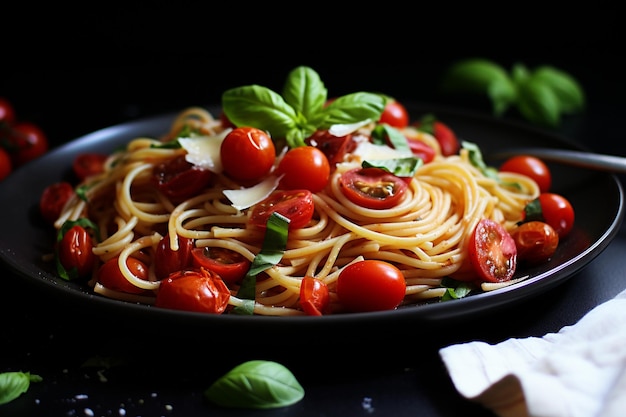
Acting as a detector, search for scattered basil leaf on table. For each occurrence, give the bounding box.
[0,371,42,405]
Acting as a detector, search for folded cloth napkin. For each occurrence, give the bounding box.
[439,288,626,417]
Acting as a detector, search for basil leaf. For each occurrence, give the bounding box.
[516,78,561,127]
[462,141,499,180]
[282,66,327,120]
[204,360,305,409]
[441,58,512,95]
[0,372,42,405]
[363,157,422,177]
[532,65,585,113]
[315,92,385,128]
[487,77,517,116]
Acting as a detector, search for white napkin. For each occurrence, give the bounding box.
[439,288,626,417]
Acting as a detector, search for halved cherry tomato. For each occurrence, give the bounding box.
[535,193,575,238]
[276,146,330,192]
[379,99,409,129]
[500,155,552,193]
[39,181,75,224]
[191,246,251,285]
[338,167,408,209]
[154,233,195,280]
[511,221,559,264]
[220,126,276,181]
[406,138,436,163]
[57,225,96,279]
[152,155,212,202]
[250,189,315,230]
[73,153,108,181]
[0,148,11,181]
[155,267,231,314]
[5,121,48,167]
[299,276,330,316]
[337,260,406,312]
[0,97,16,124]
[305,130,356,170]
[468,218,517,283]
[413,115,459,156]
[97,256,150,294]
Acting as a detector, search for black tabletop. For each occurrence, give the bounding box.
[2,42,626,416]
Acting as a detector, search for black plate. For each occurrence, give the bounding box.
[1,103,623,348]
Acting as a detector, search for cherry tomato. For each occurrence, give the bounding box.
[338,167,408,209]
[413,115,459,156]
[97,256,151,294]
[39,182,75,224]
[299,276,330,316]
[191,246,251,285]
[250,189,315,230]
[468,218,517,283]
[152,155,212,202]
[58,225,96,279]
[220,127,276,181]
[154,233,195,280]
[219,111,236,129]
[536,192,575,238]
[6,121,48,167]
[500,155,552,193]
[73,153,108,181]
[0,147,11,181]
[305,130,356,169]
[406,138,436,163]
[276,146,330,192]
[511,221,559,264]
[337,260,406,312]
[0,97,16,124]
[379,99,409,128]
[155,267,231,314]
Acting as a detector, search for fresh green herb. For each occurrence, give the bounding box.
[362,157,422,177]
[0,371,42,405]
[440,277,474,301]
[204,360,305,409]
[522,197,543,223]
[462,141,499,180]
[441,58,585,127]
[222,66,386,148]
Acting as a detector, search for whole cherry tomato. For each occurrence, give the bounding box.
[155,267,231,314]
[305,130,356,170]
[468,218,517,283]
[154,233,195,280]
[191,246,251,285]
[276,146,330,192]
[220,127,276,181]
[535,192,575,238]
[379,99,409,128]
[6,121,48,167]
[500,155,552,193]
[336,260,406,312]
[39,182,75,224]
[73,153,108,181]
[152,155,212,202]
[413,114,459,156]
[0,147,11,181]
[250,189,315,230]
[338,167,408,209]
[97,256,150,294]
[299,276,330,316]
[0,97,16,124]
[57,225,96,279]
[511,221,559,264]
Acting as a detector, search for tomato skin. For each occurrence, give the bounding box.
[191,246,251,285]
[299,276,330,316]
[338,167,408,209]
[154,233,195,280]
[511,221,559,264]
[40,181,75,223]
[413,116,459,156]
[220,127,276,181]
[152,155,212,202]
[500,155,552,193]
[277,146,330,192]
[5,121,48,167]
[97,256,150,294]
[250,189,315,230]
[58,225,96,279]
[0,147,11,181]
[305,130,356,169]
[379,99,409,128]
[406,138,436,163]
[155,268,231,314]
[337,260,406,312]
[73,153,108,181]
[468,218,517,283]
[537,193,575,238]
[0,97,16,124]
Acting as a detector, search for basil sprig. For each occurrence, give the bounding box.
[441,58,585,127]
[222,66,386,148]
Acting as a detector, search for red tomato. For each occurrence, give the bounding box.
[305,130,356,169]
[155,267,231,314]
[191,246,251,285]
[299,276,330,316]
[57,225,96,279]
[536,193,575,238]
[511,221,559,264]
[0,147,11,181]
[97,256,150,294]
[73,153,108,181]
[0,97,16,124]
[154,233,195,280]
[406,138,436,163]
[219,111,236,129]
[152,155,212,202]
[500,155,552,193]
[338,167,408,209]
[276,146,330,192]
[6,121,48,167]
[413,115,459,156]
[468,218,517,283]
[337,260,406,312]
[39,182,75,223]
[220,127,276,181]
[379,99,409,128]
[250,189,315,230]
